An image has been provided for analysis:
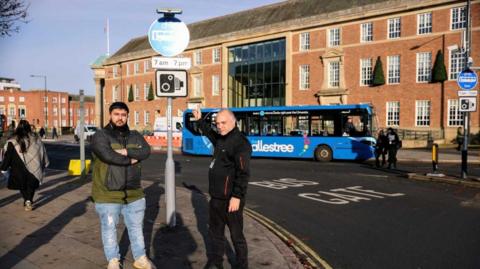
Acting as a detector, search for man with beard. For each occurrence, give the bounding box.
[91,102,153,269]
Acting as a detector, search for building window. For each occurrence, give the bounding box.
[386,101,400,126]
[44,96,48,102]
[134,84,139,101]
[360,58,372,86]
[361,22,373,42]
[112,86,118,102]
[329,61,340,88]
[300,32,310,51]
[113,66,118,78]
[144,111,150,125]
[144,60,149,72]
[52,97,57,103]
[448,99,464,126]
[299,65,310,90]
[126,64,130,76]
[388,17,401,39]
[194,51,202,65]
[415,100,430,126]
[62,119,66,126]
[449,49,466,80]
[387,55,401,84]
[417,13,432,34]
[53,107,58,116]
[328,28,340,47]
[416,52,432,83]
[134,62,139,74]
[61,97,66,103]
[212,75,220,96]
[451,6,467,30]
[61,108,66,116]
[19,96,25,102]
[0,97,4,102]
[18,107,26,118]
[213,48,221,63]
[143,83,148,100]
[134,111,139,126]
[9,96,15,102]
[193,75,202,97]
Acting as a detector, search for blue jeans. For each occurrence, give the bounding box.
[95,198,146,261]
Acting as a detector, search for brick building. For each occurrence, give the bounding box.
[92,0,480,143]
[0,88,95,132]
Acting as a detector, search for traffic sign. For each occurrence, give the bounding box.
[459,97,477,112]
[152,57,191,70]
[148,16,190,57]
[457,69,478,90]
[458,90,478,97]
[155,70,188,97]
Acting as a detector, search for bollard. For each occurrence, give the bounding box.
[427,143,444,177]
[432,143,439,173]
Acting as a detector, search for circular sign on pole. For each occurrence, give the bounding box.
[148,16,190,57]
[457,69,478,90]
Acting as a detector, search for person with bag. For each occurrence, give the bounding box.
[192,107,252,269]
[90,102,153,269]
[386,127,400,169]
[0,120,49,211]
[375,129,388,168]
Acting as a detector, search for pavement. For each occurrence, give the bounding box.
[0,171,303,269]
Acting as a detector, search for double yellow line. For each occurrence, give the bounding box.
[245,208,333,269]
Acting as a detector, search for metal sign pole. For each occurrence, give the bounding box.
[461,0,472,179]
[79,90,86,178]
[165,97,176,227]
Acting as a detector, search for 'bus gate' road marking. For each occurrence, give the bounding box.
[299,186,405,205]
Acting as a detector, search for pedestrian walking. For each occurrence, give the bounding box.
[386,128,400,169]
[193,107,252,269]
[52,126,58,140]
[39,127,45,139]
[456,126,463,151]
[90,102,153,269]
[0,120,49,211]
[375,129,388,168]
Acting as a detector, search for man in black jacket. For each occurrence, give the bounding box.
[193,107,252,269]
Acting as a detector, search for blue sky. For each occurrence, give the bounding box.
[0,0,283,96]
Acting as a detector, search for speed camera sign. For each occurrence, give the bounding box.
[459,97,477,112]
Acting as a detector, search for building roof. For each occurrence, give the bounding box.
[105,0,398,64]
[91,54,109,68]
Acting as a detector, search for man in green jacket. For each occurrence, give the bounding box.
[91,102,152,269]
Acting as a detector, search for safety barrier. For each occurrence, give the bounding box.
[144,135,182,148]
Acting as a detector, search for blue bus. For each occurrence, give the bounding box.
[182,104,376,161]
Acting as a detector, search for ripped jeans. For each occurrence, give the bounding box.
[95,198,146,261]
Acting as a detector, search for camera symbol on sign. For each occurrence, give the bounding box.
[460,99,470,110]
[159,74,184,93]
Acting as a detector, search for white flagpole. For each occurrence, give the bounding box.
[106,18,110,56]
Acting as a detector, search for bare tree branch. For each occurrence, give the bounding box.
[0,0,29,37]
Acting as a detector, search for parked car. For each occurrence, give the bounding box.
[74,125,97,142]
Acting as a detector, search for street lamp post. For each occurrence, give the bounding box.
[30,75,48,128]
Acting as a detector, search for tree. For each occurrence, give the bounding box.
[147,82,154,101]
[372,56,385,86]
[431,50,448,83]
[1,0,29,37]
[128,85,134,102]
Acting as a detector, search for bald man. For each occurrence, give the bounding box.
[193,107,252,269]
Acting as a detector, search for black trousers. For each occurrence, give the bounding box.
[375,147,387,167]
[388,146,398,167]
[209,198,248,269]
[20,187,35,205]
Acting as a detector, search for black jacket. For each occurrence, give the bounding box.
[197,119,252,200]
[91,123,151,195]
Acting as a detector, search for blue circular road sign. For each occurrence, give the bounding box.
[457,69,478,90]
[148,16,190,57]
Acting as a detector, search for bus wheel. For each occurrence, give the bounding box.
[315,145,332,162]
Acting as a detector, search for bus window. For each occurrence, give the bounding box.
[311,115,335,136]
[260,115,282,136]
[283,115,308,136]
[247,116,260,136]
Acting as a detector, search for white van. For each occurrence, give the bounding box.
[74,125,97,142]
